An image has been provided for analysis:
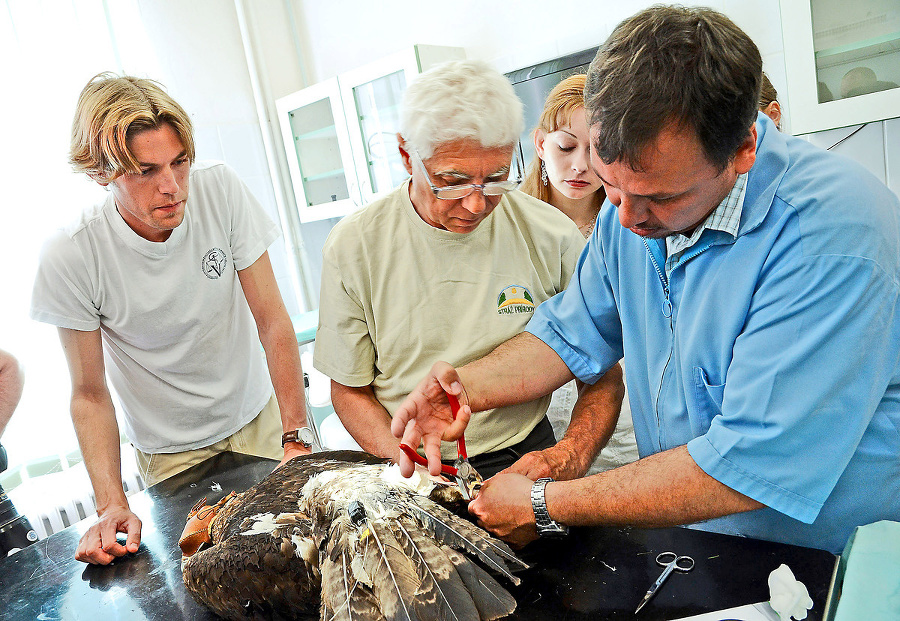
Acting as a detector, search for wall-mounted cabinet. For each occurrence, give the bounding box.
[276,78,359,223]
[277,45,465,223]
[781,0,900,135]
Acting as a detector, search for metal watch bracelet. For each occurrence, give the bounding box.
[531,477,569,537]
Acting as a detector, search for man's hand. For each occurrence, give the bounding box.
[391,362,472,477]
[75,504,142,565]
[468,472,539,548]
[278,443,312,468]
[501,443,585,481]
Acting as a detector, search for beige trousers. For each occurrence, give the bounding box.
[134,394,283,486]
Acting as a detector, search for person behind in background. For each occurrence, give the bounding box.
[759,71,781,130]
[0,349,23,439]
[31,73,312,565]
[392,6,900,554]
[520,75,604,237]
[0,348,38,557]
[520,74,638,473]
[314,60,625,481]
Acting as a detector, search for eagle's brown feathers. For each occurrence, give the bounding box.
[182,451,523,621]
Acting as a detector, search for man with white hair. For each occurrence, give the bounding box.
[314,60,625,479]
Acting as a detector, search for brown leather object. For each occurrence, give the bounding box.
[178,491,236,557]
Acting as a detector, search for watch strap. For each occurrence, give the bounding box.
[281,427,313,448]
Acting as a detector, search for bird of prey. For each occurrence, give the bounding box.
[181,450,526,620]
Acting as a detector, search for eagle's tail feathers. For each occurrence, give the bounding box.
[363,520,422,621]
[393,518,480,621]
[441,545,518,621]
[407,498,526,584]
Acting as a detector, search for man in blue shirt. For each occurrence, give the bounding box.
[391,5,900,554]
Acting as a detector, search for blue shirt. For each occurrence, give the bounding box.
[527,114,900,553]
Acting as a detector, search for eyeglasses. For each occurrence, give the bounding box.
[413,146,523,200]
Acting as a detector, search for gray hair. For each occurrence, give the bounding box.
[400,60,523,159]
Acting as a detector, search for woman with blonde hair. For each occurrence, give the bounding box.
[521,74,605,237]
[759,71,782,130]
[521,73,639,473]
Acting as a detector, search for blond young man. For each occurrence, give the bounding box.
[31,73,311,565]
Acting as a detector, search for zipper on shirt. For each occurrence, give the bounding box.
[643,237,675,450]
[643,238,672,317]
[669,238,716,275]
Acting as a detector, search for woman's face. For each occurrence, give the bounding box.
[535,106,603,201]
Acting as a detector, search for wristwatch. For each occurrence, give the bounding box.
[281,426,316,448]
[531,477,569,537]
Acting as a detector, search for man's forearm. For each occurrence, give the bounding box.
[0,350,24,438]
[460,332,574,412]
[238,253,308,437]
[259,315,307,433]
[331,382,404,461]
[556,363,625,476]
[547,445,764,528]
[71,393,129,513]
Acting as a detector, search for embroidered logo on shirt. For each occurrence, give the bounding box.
[202,248,228,279]
[497,285,534,315]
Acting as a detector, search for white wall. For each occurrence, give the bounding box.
[283,0,898,190]
[289,0,784,84]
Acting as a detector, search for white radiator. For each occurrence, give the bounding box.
[9,453,145,539]
[24,469,146,539]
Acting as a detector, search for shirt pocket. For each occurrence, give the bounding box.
[690,366,725,436]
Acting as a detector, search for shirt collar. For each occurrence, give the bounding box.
[665,172,747,263]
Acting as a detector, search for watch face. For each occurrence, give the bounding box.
[298,427,315,445]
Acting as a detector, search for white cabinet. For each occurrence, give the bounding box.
[781,0,900,135]
[276,78,360,223]
[276,45,465,223]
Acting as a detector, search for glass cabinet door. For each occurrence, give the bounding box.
[276,78,360,223]
[339,45,466,204]
[782,0,900,134]
[348,69,409,199]
[276,47,465,221]
[809,0,900,103]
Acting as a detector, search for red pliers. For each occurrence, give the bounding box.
[398,393,483,501]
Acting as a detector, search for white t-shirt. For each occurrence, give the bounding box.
[31,161,278,453]
[314,181,585,459]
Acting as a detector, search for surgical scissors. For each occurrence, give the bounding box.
[635,551,695,613]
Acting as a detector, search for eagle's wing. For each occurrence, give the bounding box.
[182,451,524,621]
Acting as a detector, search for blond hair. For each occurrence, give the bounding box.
[69,72,194,182]
[520,74,603,204]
